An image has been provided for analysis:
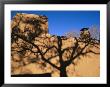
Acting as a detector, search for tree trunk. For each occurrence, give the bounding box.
[60,66,67,77]
[57,36,68,77]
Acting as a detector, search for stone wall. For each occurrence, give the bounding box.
[11,13,48,37]
[11,13,100,77]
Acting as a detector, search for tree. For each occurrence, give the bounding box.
[89,25,100,43]
[12,30,100,77]
[65,31,79,38]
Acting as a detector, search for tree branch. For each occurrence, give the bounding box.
[65,39,89,66]
[13,33,60,71]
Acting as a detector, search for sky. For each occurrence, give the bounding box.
[11,11,100,36]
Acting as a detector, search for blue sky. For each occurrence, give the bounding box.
[11,11,100,36]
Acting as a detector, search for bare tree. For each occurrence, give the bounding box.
[11,31,100,77]
[65,31,79,38]
[89,25,100,43]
